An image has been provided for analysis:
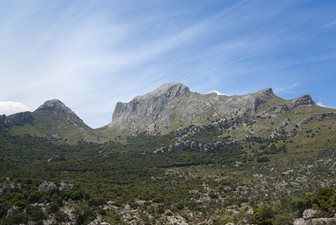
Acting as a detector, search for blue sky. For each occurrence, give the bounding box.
[0,0,335,127]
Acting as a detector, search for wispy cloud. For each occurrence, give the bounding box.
[274,82,301,94]
[322,21,336,28]
[316,102,335,109]
[0,0,335,127]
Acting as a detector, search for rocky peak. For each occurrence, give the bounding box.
[112,83,190,127]
[136,82,190,100]
[35,99,85,127]
[36,99,72,113]
[255,88,275,98]
[291,95,315,107]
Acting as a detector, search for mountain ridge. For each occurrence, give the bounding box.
[106,83,318,135]
[1,82,334,144]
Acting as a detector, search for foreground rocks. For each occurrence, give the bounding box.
[88,216,110,225]
[294,209,336,225]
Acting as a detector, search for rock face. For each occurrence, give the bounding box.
[291,95,315,108]
[0,114,9,129]
[7,111,34,126]
[108,83,277,134]
[0,112,34,129]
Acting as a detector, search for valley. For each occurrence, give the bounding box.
[1,83,336,225]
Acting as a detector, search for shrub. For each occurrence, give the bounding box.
[253,205,274,225]
[257,156,270,163]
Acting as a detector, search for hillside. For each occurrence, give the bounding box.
[0,99,106,144]
[1,83,336,147]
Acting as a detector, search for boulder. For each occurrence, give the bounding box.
[293,218,305,225]
[88,216,110,225]
[303,209,319,219]
[38,181,58,192]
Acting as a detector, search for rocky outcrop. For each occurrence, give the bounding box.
[154,140,211,153]
[38,181,73,192]
[0,112,34,129]
[293,209,336,225]
[108,83,276,134]
[0,114,9,129]
[0,178,15,194]
[257,105,290,118]
[38,181,58,192]
[6,206,20,218]
[7,111,34,126]
[154,139,238,154]
[88,216,110,225]
[47,155,65,162]
[299,113,336,126]
[302,209,320,219]
[257,95,315,119]
[291,95,315,108]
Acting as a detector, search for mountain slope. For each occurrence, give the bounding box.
[107,83,276,134]
[0,99,105,143]
[104,82,336,141]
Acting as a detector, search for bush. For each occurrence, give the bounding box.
[26,205,46,222]
[257,156,270,163]
[253,205,274,225]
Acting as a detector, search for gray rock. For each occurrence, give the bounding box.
[291,95,315,108]
[303,209,319,219]
[0,114,9,129]
[293,218,305,225]
[88,216,110,225]
[38,181,58,192]
[6,205,20,218]
[311,218,336,224]
[0,178,15,193]
[294,217,336,225]
[7,111,34,126]
[47,155,65,162]
[59,182,74,191]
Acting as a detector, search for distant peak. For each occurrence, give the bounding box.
[138,82,190,99]
[291,94,315,107]
[257,88,275,97]
[35,99,73,114]
[38,99,66,109]
[156,82,189,92]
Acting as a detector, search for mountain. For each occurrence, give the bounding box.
[2,83,336,225]
[2,82,336,145]
[107,82,274,133]
[104,82,335,140]
[0,99,104,143]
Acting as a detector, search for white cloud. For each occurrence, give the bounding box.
[316,101,335,109]
[274,82,300,94]
[0,101,29,115]
[207,90,224,95]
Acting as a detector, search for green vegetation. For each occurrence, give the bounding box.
[1,120,336,224]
